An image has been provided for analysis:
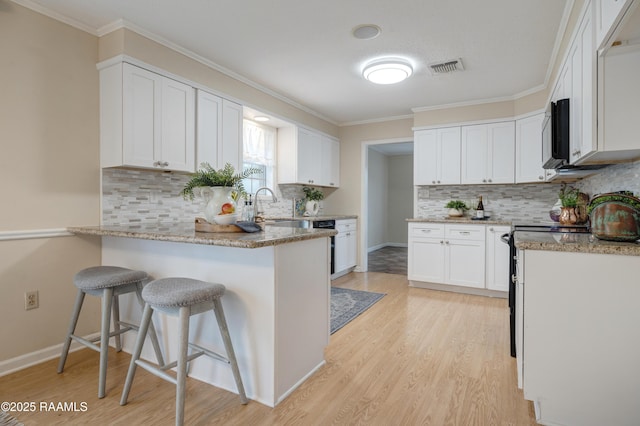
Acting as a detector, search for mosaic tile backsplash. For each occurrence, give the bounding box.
[102,168,320,225]
[576,160,640,197]
[102,160,640,226]
[416,183,563,223]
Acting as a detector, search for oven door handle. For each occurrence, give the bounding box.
[500,233,511,245]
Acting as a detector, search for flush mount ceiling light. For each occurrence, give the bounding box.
[363,60,413,84]
[253,116,270,122]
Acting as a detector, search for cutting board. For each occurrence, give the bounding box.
[194,217,243,233]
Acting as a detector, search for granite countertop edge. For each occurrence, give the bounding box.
[514,232,640,256]
[407,218,512,226]
[68,225,337,249]
[266,215,358,221]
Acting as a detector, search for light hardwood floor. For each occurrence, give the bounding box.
[0,272,537,425]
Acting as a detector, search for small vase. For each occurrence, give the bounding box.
[559,206,587,225]
[448,208,464,217]
[195,186,237,223]
[305,200,319,216]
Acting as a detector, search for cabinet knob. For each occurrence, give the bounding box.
[432,180,436,184]
[162,161,169,167]
[445,240,450,244]
[440,240,444,244]
[482,179,487,183]
[437,180,441,184]
[489,227,494,231]
[488,179,492,183]
[538,175,544,180]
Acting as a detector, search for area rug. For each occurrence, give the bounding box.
[0,411,23,426]
[331,287,385,334]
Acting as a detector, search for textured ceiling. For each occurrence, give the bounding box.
[18,0,568,125]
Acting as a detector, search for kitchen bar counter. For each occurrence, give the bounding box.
[68,221,334,407]
[515,231,640,256]
[68,222,336,248]
[407,217,511,226]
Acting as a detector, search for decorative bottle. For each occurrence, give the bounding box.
[476,196,485,219]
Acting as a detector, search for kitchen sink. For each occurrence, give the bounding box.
[265,219,312,229]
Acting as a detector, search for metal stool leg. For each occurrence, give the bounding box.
[135,284,165,366]
[120,303,154,406]
[176,306,191,426]
[112,294,123,352]
[213,299,248,404]
[57,289,86,373]
[98,287,114,399]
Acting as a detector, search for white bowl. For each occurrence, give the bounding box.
[213,213,239,225]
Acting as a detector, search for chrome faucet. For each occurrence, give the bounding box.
[253,187,277,222]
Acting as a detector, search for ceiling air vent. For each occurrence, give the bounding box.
[429,58,464,74]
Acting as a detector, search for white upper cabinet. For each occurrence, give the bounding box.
[100,62,195,172]
[595,0,635,50]
[515,113,546,183]
[196,91,243,171]
[461,122,515,184]
[414,127,461,185]
[277,126,340,187]
[321,136,340,187]
[570,5,597,164]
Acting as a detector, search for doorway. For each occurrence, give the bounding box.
[361,140,413,274]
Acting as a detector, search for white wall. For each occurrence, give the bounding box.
[367,149,388,250]
[387,155,413,245]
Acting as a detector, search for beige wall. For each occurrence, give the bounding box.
[0,3,101,363]
[99,28,339,138]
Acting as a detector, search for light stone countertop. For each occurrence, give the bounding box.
[68,222,337,249]
[515,231,640,256]
[407,217,512,226]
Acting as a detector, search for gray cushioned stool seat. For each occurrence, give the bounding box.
[74,266,148,290]
[58,266,164,399]
[142,278,225,308]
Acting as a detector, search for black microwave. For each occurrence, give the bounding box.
[542,98,570,169]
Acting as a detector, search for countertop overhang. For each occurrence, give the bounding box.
[68,223,337,249]
[407,217,512,226]
[514,231,640,256]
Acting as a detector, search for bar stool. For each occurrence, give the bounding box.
[57,266,165,398]
[120,277,248,426]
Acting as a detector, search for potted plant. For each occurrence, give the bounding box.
[445,200,469,217]
[588,191,640,241]
[181,163,260,224]
[558,184,588,225]
[302,186,324,216]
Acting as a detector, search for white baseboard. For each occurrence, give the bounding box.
[367,242,408,252]
[0,332,101,377]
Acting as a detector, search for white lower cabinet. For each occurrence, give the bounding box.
[409,222,509,294]
[485,225,511,292]
[334,219,357,274]
[409,223,489,289]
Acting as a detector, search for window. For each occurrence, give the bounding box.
[243,119,276,195]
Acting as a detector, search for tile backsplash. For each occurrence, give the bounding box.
[416,183,563,223]
[102,168,319,225]
[102,159,640,226]
[576,160,640,196]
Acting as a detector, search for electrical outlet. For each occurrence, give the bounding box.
[25,290,39,310]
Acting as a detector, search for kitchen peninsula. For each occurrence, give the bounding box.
[68,223,336,407]
[514,232,640,425]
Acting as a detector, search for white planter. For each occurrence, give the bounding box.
[305,200,320,216]
[448,208,464,217]
[195,186,237,223]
